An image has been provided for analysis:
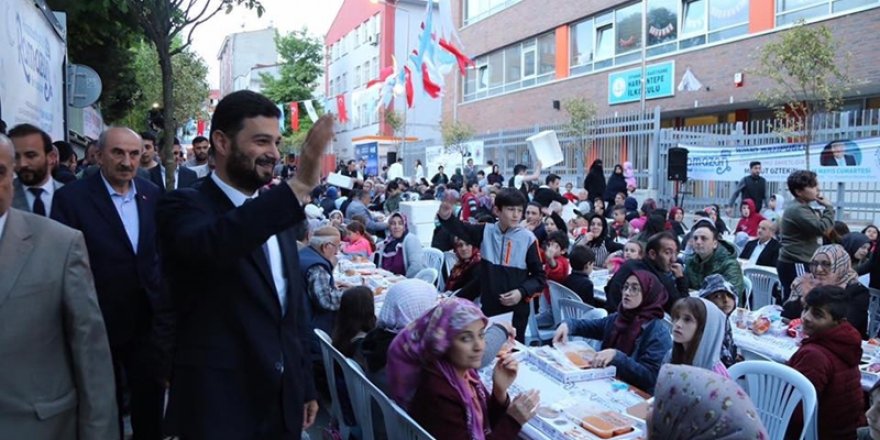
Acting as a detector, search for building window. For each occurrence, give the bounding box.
[681,0,706,35]
[463,0,522,26]
[488,51,504,95]
[708,0,749,42]
[329,79,334,96]
[615,2,643,55]
[537,32,556,81]
[372,56,379,78]
[570,19,594,71]
[354,25,360,47]
[364,60,371,83]
[355,66,362,89]
[522,42,536,78]
[504,45,522,88]
[647,0,678,45]
[341,73,347,93]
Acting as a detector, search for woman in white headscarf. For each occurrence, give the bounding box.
[359,279,439,392]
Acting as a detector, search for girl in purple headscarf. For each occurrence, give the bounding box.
[387,298,539,439]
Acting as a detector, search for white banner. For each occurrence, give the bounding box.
[1,0,66,141]
[425,140,485,178]
[683,137,880,183]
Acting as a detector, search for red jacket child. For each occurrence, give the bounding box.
[787,321,865,440]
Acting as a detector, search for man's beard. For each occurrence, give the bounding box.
[226,144,276,193]
[195,151,208,162]
[17,164,49,186]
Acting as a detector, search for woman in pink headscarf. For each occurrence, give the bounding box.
[387,298,539,439]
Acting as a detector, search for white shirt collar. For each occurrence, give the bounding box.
[210,172,257,208]
[100,172,137,198]
[0,210,7,243]
[25,177,56,196]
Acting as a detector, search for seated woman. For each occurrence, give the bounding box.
[377,212,424,277]
[649,364,768,439]
[553,270,672,393]
[782,244,869,339]
[341,220,374,257]
[575,213,623,269]
[629,198,657,233]
[668,207,687,237]
[330,287,377,432]
[665,297,729,377]
[842,232,873,275]
[360,279,438,392]
[387,298,538,439]
[445,237,482,300]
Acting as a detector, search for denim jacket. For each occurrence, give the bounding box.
[566,314,672,394]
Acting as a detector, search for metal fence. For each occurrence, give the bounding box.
[402,107,880,224]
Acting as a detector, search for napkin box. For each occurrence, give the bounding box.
[327,172,354,189]
[527,130,563,168]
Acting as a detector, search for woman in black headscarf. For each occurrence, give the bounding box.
[583,159,606,205]
[604,164,627,204]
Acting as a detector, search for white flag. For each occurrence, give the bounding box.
[303,100,319,123]
[678,67,703,92]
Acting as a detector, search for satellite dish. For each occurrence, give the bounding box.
[67,64,102,108]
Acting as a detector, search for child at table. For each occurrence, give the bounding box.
[342,220,375,256]
[609,205,631,239]
[698,274,740,367]
[564,246,598,306]
[664,297,729,377]
[787,285,865,440]
[859,380,880,440]
[553,270,672,393]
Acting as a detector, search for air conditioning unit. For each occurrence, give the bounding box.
[367,34,378,46]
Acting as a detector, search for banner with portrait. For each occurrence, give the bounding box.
[681,137,880,183]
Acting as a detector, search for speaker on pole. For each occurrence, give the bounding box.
[387,151,397,166]
[667,147,689,181]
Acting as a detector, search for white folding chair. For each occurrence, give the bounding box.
[744,267,781,310]
[414,268,439,285]
[548,280,584,326]
[422,247,445,289]
[313,329,357,439]
[341,358,435,440]
[868,287,880,339]
[743,276,753,306]
[443,250,457,275]
[558,298,607,350]
[739,347,775,362]
[526,298,556,346]
[728,361,818,440]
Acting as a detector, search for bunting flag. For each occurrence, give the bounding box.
[336,94,348,123]
[303,100,319,123]
[289,102,299,132]
[276,104,286,133]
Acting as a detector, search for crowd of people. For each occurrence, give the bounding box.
[2,88,880,440]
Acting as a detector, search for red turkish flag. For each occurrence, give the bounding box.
[336,94,348,123]
[289,102,299,132]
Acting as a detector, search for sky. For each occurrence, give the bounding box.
[189,0,344,89]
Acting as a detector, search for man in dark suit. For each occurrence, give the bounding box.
[148,141,198,191]
[157,91,332,438]
[8,124,63,217]
[52,127,172,440]
[820,140,857,166]
[0,133,117,438]
[739,219,780,267]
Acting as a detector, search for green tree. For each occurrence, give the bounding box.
[46,0,143,123]
[120,40,209,132]
[563,97,597,171]
[441,120,474,173]
[260,29,324,144]
[120,0,264,189]
[752,21,859,167]
[384,110,403,137]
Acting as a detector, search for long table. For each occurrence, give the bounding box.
[479,347,649,440]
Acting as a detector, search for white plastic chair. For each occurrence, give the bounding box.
[422,247,445,289]
[443,250,457,275]
[341,357,435,440]
[744,267,781,310]
[739,347,775,362]
[414,268,439,285]
[867,287,880,339]
[728,361,818,440]
[313,329,357,439]
[526,298,556,346]
[548,280,584,325]
[558,298,607,350]
[743,276,753,306]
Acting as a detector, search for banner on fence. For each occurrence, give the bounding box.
[425,141,485,178]
[682,137,880,183]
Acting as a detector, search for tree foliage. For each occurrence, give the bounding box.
[119,0,263,188]
[441,120,474,171]
[384,110,403,136]
[120,40,209,132]
[46,0,142,123]
[752,21,859,164]
[563,97,597,170]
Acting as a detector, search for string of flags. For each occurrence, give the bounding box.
[276,98,335,132]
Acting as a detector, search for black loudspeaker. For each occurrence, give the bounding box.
[667,147,688,181]
[387,151,397,166]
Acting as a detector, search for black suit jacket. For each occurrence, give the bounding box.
[739,238,780,267]
[148,165,198,192]
[51,173,172,365]
[821,154,857,166]
[156,176,315,437]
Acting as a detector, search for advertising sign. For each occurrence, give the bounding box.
[354,141,379,177]
[424,140,485,178]
[608,61,675,105]
[1,0,66,141]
